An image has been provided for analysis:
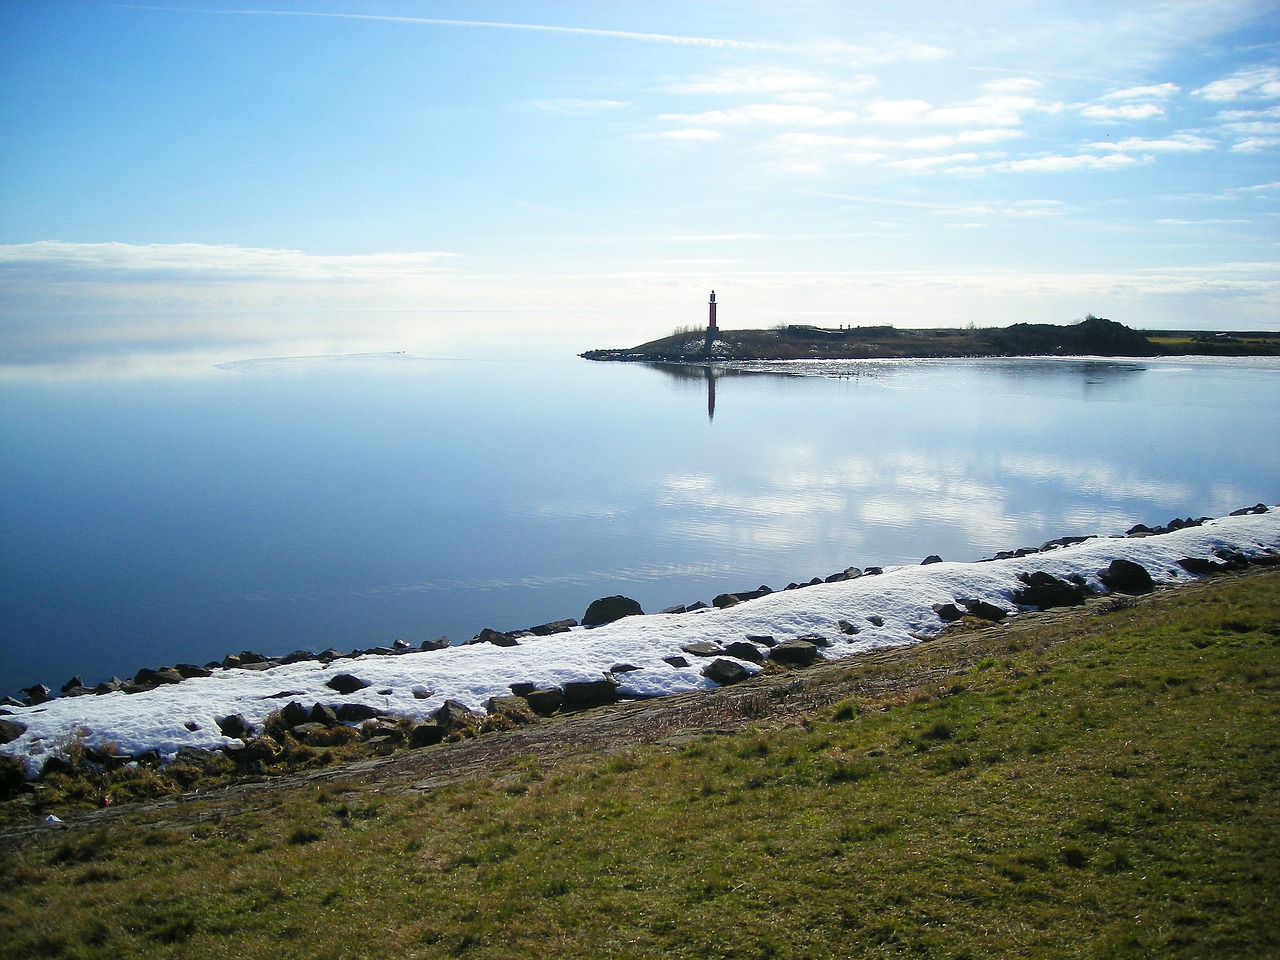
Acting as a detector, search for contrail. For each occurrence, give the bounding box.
[115,4,782,50]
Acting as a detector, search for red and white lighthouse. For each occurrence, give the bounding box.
[708,290,717,331]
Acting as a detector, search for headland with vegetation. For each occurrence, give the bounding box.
[581,316,1280,363]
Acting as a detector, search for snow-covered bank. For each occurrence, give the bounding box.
[3,508,1277,777]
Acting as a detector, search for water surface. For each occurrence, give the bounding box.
[2,354,1277,692]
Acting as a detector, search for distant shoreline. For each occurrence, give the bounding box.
[581,317,1280,363]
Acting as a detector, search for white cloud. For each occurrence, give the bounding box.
[666,66,830,96]
[867,81,1056,128]
[1194,66,1280,101]
[1078,102,1165,121]
[1090,134,1216,153]
[1231,137,1277,153]
[1102,82,1179,100]
[979,153,1144,173]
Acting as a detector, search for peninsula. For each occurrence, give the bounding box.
[582,315,1280,363]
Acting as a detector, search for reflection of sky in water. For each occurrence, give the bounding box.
[2,355,1278,689]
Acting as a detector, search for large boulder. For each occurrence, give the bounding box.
[216,713,253,739]
[562,677,620,707]
[1100,558,1154,595]
[702,659,751,685]
[769,640,820,668]
[524,687,565,715]
[0,718,27,745]
[325,673,370,695]
[582,595,644,627]
[1013,571,1088,609]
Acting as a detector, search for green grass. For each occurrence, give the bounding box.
[1,571,1277,959]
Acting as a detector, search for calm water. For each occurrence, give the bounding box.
[3,354,1278,692]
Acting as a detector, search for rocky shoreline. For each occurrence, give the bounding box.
[1,504,1275,791]
[8,503,1270,711]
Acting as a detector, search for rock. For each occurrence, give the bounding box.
[715,586,772,607]
[336,703,383,723]
[1013,571,1088,609]
[279,701,311,728]
[0,718,27,744]
[22,684,53,705]
[769,640,820,668]
[659,604,688,615]
[562,677,620,707]
[797,633,831,647]
[420,637,451,651]
[524,687,564,715]
[702,659,751,685]
[171,663,211,679]
[474,627,519,647]
[279,650,317,665]
[93,679,123,695]
[681,641,724,658]
[686,601,711,612]
[215,713,253,739]
[1177,556,1228,576]
[290,722,329,742]
[411,685,433,700]
[408,722,446,748]
[866,615,885,627]
[1212,548,1251,569]
[134,666,185,687]
[309,704,339,726]
[933,603,966,622]
[0,754,27,796]
[393,638,412,651]
[921,554,944,565]
[60,676,83,694]
[1100,558,1154,595]
[663,656,690,668]
[582,595,644,627]
[317,647,347,661]
[235,660,278,672]
[610,663,642,674]
[526,619,578,636]
[864,567,884,576]
[62,685,94,698]
[509,682,536,697]
[487,694,527,714]
[1229,503,1269,516]
[723,641,766,664]
[325,673,370,695]
[434,699,479,730]
[237,651,270,665]
[746,634,777,647]
[960,598,1008,622]
[837,620,860,635]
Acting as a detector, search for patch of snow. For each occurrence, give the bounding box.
[2,509,1277,777]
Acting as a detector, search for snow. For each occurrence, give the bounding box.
[3,509,1277,777]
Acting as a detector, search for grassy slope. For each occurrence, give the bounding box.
[2,570,1277,959]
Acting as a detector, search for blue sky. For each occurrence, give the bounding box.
[1,1,1278,369]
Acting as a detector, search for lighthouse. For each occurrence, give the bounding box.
[708,290,717,332]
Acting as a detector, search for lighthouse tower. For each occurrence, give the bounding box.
[708,290,717,332]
